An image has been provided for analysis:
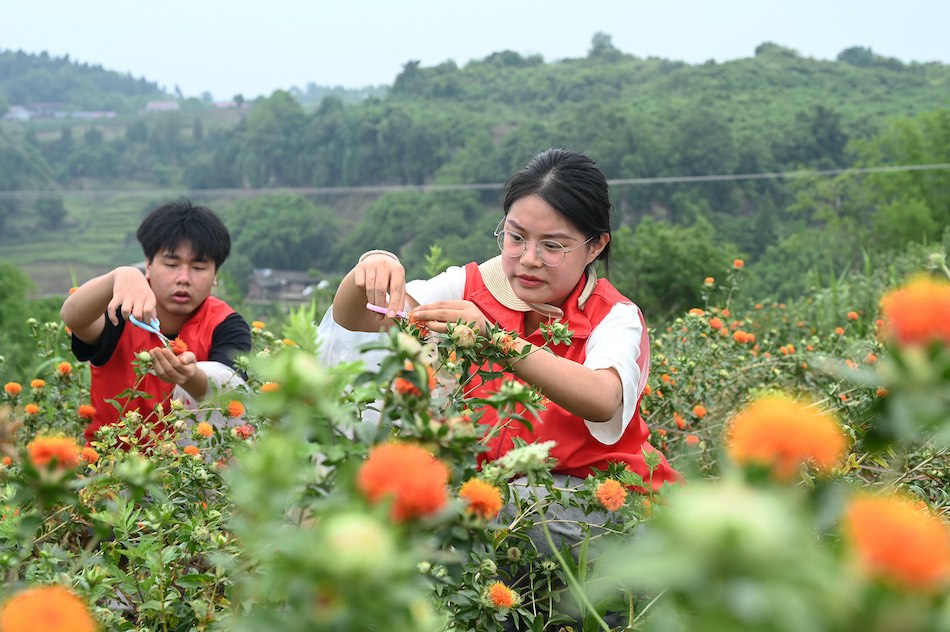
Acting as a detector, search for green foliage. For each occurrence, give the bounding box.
[2,255,950,630]
[0,261,64,381]
[0,48,166,111]
[333,190,496,278]
[222,194,340,273]
[34,196,66,228]
[610,218,738,320]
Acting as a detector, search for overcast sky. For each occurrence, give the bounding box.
[2,0,947,101]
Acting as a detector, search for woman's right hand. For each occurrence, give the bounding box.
[354,253,406,320]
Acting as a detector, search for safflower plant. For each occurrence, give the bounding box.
[0,247,949,631]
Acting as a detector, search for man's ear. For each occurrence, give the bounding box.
[144,260,151,280]
[213,274,218,287]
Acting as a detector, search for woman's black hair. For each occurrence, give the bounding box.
[137,199,231,268]
[502,148,612,273]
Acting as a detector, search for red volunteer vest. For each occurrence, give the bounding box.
[463,262,679,491]
[85,296,234,444]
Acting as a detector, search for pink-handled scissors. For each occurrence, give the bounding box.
[365,302,408,319]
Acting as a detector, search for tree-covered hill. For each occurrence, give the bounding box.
[0,49,169,112]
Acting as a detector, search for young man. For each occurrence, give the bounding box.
[61,199,252,444]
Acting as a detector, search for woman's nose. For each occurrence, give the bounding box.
[521,243,543,266]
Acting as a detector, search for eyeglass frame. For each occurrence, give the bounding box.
[493,218,596,267]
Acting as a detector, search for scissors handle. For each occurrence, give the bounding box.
[365,302,408,319]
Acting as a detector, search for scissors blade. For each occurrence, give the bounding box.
[129,315,171,348]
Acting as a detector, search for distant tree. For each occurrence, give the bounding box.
[192,117,204,142]
[233,94,245,108]
[391,60,423,95]
[35,197,67,228]
[837,46,876,67]
[224,194,339,271]
[237,91,308,185]
[588,32,624,62]
[126,118,148,143]
[609,218,737,320]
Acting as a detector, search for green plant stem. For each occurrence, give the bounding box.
[533,478,610,632]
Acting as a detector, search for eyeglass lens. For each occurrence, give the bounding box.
[496,231,568,266]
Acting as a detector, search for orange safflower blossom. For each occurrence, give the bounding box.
[81,447,99,464]
[227,400,245,418]
[184,445,201,457]
[0,584,97,632]
[726,395,848,480]
[251,320,266,329]
[4,382,22,396]
[692,405,707,419]
[847,311,859,321]
[30,379,46,389]
[393,376,422,397]
[844,492,950,592]
[674,413,686,430]
[57,362,72,376]
[459,478,503,520]
[733,259,744,269]
[685,434,700,447]
[232,424,254,440]
[879,276,950,347]
[357,442,449,521]
[704,277,715,285]
[27,436,82,470]
[596,479,628,511]
[77,405,96,421]
[24,403,40,415]
[486,581,518,609]
[169,337,189,356]
[196,422,214,438]
[733,330,755,344]
[259,381,280,393]
[708,317,723,330]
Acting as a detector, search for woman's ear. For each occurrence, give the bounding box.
[586,233,610,265]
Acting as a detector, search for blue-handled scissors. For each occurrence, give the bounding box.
[128,315,172,348]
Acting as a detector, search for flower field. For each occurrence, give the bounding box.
[1,256,949,631]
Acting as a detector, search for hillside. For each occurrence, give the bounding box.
[1,37,948,306]
[0,48,169,113]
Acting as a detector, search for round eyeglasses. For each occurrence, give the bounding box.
[494,220,595,267]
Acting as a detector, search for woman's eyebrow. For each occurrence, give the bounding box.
[506,218,575,240]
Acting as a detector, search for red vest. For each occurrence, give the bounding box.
[85,296,234,444]
[463,263,679,491]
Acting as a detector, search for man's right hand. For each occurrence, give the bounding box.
[108,266,157,326]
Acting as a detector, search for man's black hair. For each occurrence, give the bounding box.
[137,199,231,268]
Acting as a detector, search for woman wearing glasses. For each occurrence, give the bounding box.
[322,147,678,548]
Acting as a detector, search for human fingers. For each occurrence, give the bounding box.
[151,348,187,384]
[386,266,407,319]
[106,296,123,326]
[368,267,390,315]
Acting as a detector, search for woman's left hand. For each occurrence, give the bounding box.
[411,300,489,335]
